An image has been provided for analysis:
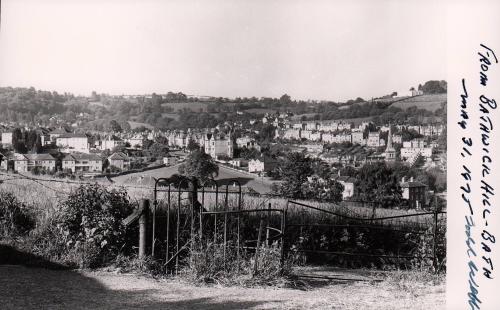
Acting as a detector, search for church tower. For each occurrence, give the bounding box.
[385,125,396,161]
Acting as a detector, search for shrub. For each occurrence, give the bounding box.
[0,190,35,237]
[56,184,133,268]
[26,213,74,266]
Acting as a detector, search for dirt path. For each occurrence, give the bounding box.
[0,265,444,310]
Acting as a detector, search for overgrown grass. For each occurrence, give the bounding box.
[0,174,446,283]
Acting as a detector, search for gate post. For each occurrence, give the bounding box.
[432,196,439,272]
[280,202,288,269]
[139,199,150,259]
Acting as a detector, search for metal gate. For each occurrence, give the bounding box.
[151,178,286,274]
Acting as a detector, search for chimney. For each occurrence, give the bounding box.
[410,176,414,182]
[402,176,406,183]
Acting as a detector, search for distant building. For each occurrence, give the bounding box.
[0,152,7,170]
[335,175,356,199]
[56,133,90,153]
[236,137,261,151]
[49,127,71,142]
[321,133,335,144]
[248,156,277,174]
[125,134,147,149]
[318,122,338,132]
[13,153,56,172]
[100,135,125,151]
[301,130,322,141]
[1,132,13,146]
[400,177,427,209]
[384,126,396,161]
[62,153,103,174]
[163,156,177,166]
[351,131,365,145]
[337,122,352,131]
[392,134,403,144]
[401,138,433,161]
[229,158,248,168]
[204,133,233,159]
[305,122,318,131]
[108,152,131,171]
[403,138,426,148]
[367,132,382,147]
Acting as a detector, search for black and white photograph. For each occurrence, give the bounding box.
[0,0,497,309]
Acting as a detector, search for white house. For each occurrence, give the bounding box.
[100,135,125,151]
[56,133,90,153]
[1,132,13,146]
[367,132,385,147]
[248,156,277,174]
[335,175,356,199]
[351,131,365,145]
[204,133,233,159]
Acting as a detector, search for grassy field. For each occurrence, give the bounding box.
[389,94,446,112]
[0,265,445,310]
[161,102,209,112]
[0,170,437,227]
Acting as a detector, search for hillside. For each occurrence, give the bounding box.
[389,94,446,112]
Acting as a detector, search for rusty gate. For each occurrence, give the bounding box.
[150,178,285,274]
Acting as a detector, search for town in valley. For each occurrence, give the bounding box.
[0,81,447,210]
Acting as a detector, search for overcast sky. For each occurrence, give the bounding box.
[0,0,445,101]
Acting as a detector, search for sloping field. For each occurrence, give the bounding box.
[161,102,209,112]
[110,164,276,194]
[244,108,276,115]
[389,94,446,112]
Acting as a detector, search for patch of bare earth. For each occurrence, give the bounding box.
[0,265,444,310]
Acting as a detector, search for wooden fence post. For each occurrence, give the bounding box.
[139,199,149,259]
[432,196,439,272]
[254,216,264,276]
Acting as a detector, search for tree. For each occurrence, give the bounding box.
[355,162,402,208]
[12,128,26,153]
[275,152,344,202]
[279,94,292,105]
[148,142,169,159]
[275,152,314,198]
[178,149,219,184]
[32,135,42,153]
[420,80,447,94]
[301,176,344,203]
[109,120,122,133]
[186,139,201,152]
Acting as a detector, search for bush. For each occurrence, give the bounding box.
[56,184,133,268]
[0,190,35,237]
[26,213,75,266]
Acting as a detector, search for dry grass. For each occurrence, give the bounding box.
[0,172,437,229]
